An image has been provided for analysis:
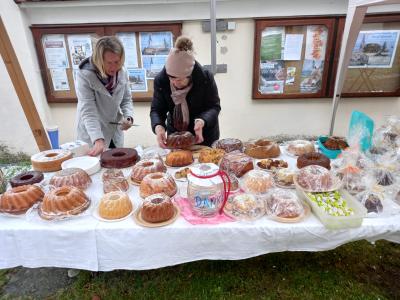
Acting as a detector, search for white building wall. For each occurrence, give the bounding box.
[0,0,399,154]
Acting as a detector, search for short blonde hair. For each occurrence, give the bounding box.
[92,36,125,78]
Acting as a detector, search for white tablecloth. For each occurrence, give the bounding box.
[1,148,400,271]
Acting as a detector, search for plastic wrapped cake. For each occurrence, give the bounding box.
[224,192,265,221]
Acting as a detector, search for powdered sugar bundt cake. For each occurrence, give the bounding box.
[165,150,193,167]
[244,139,281,159]
[102,169,129,193]
[10,171,44,188]
[31,149,73,172]
[99,191,133,220]
[130,158,167,184]
[49,168,92,190]
[166,131,195,149]
[0,185,44,214]
[286,140,315,156]
[139,172,177,198]
[141,193,175,223]
[39,186,90,220]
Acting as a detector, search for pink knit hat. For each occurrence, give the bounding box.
[165,36,195,78]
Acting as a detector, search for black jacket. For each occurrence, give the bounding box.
[150,61,221,146]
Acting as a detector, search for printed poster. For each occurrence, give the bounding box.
[50,68,70,91]
[139,31,173,56]
[260,27,285,61]
[349,30,400,68]
[142,55,167,79]
[283,34,303,61]
[259,80,284,94]
[305,25,328,60]
[127,68,147,92]
[117,33,139,68]
[67,35,93,69]
[42,34,69,69]
[300,59,324,93]
[286,67,296,85]
[259,60,285,82]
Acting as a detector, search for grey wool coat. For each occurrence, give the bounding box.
[75,59,134,148]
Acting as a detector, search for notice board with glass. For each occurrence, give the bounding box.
[31,23,182,103]
[338,14,400,97]
[253,18,335,99]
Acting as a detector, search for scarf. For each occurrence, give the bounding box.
[170,81,192,131]
[96,72,119,95]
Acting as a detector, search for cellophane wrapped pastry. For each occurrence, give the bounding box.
[295,165,339,192]
[224,192,265,221]
[219,150,254,178]
[240,169,274,195]
[265,188,305,221]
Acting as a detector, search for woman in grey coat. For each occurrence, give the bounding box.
[75,36,134,156]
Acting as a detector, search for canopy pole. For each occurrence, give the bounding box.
[210,0,217,75]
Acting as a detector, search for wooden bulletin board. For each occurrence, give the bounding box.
[31,22,182,103]
[252,17,335,100]
[338,14,400,97]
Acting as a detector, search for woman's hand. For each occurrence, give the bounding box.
[155,125,167,149]
[120,117,133,131]
[194,119,205,144]
[88,139,106,156]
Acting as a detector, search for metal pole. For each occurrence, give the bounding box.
[329,94,340,135]
[210,0,217,74]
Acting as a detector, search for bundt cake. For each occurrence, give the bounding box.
[139,172,177,198]
[130,158,166,184]
[10,171,44,188]
[212,138,243,153]
[324,136,348,150]
[286,140,315,156]
[99,191,133,220]
[244,139,281,159]
[297,152,331,170]
[219,150,254,178]
[31,149,73,172]
[49,168,92,190]
[0,185,44,214]
[165,150,193,167]
[166,131,195,149]
[141,193,175,223]
[39,186,90,220]
[100,148,139,168]
[102,169,129,193]
[198,148,226,165]
[240,169,274,194]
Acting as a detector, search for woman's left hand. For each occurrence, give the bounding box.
[194,119,205,144]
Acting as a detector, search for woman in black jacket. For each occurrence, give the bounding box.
[150,36,221,147]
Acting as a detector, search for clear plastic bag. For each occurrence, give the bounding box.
[212,138,244,153]
[265,188,306,222]
[219,150,254,178]
[224,192,265,221]
[102,169,129,193]
[295,165,341,192]
[240,169,274,195]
